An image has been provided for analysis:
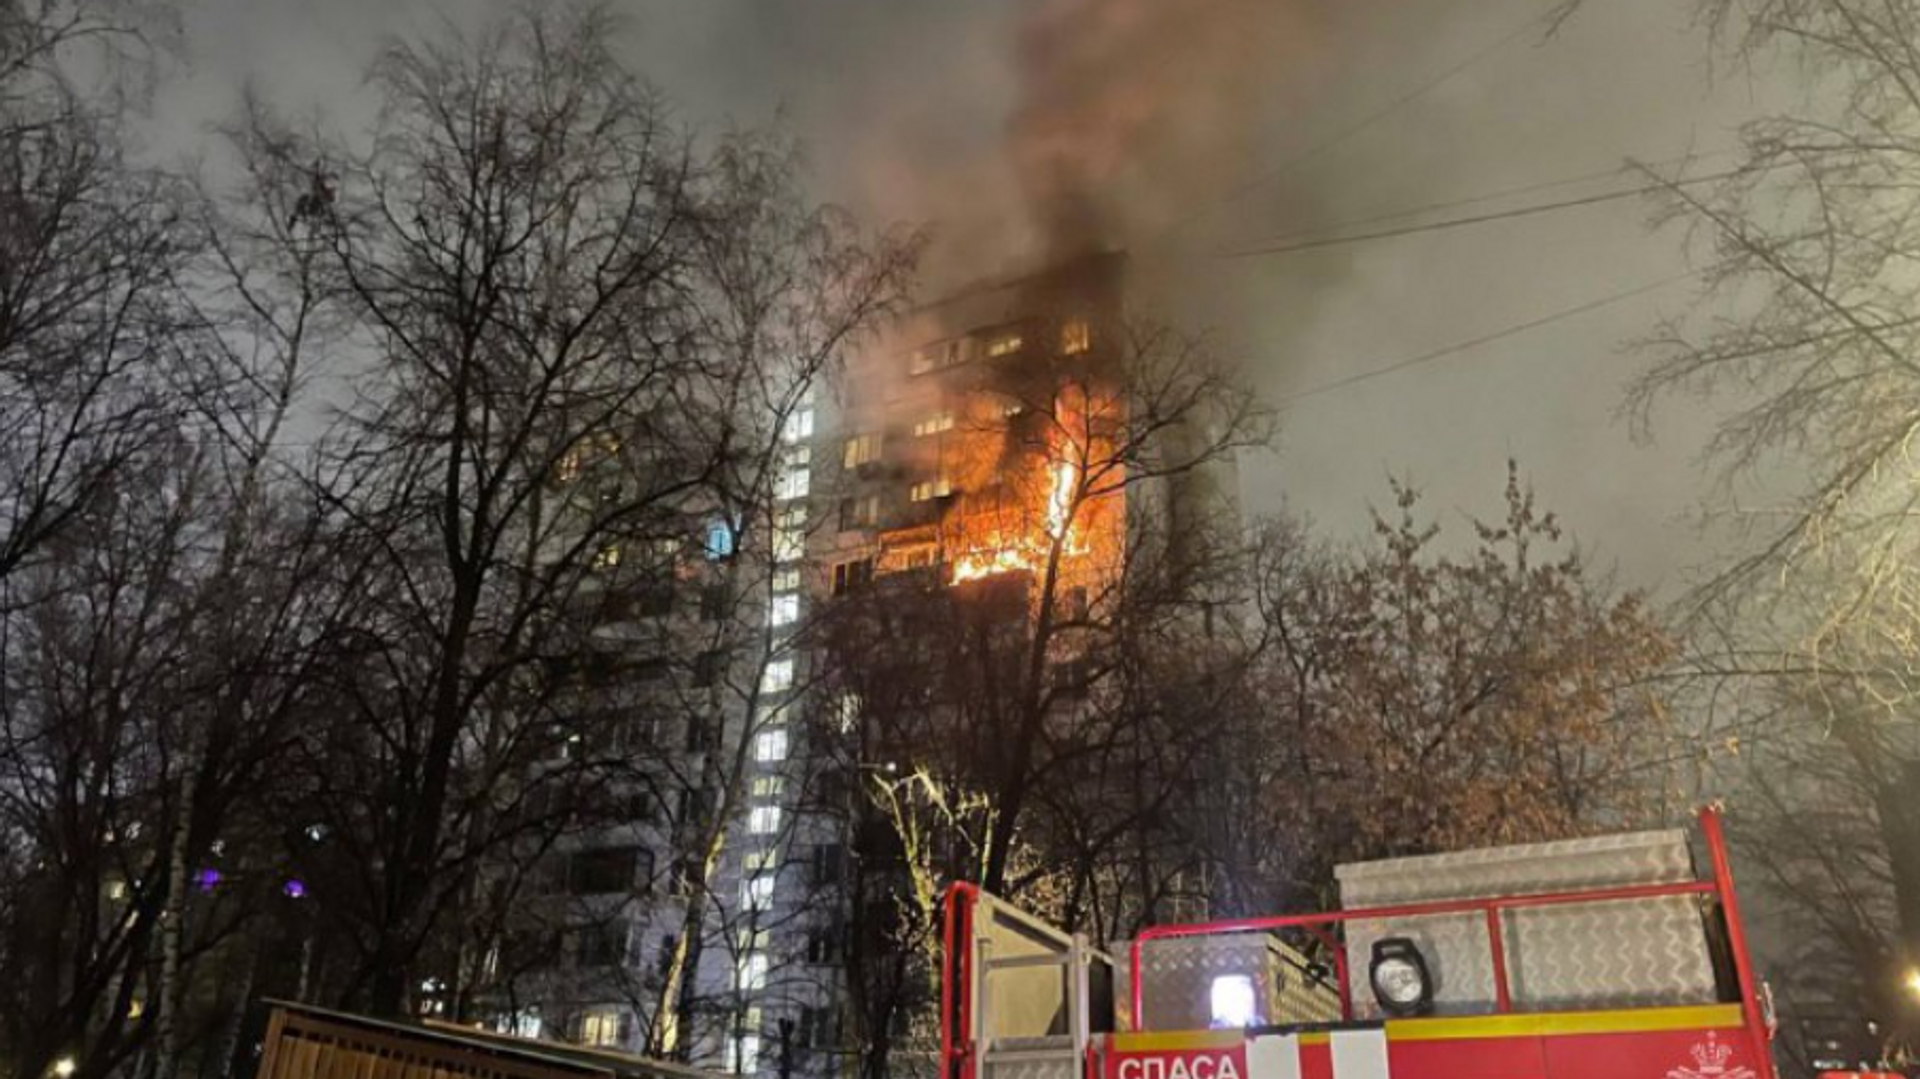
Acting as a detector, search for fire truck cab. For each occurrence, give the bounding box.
[941,807,1776,1079]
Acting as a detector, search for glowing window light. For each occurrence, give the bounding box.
[1209,974,1257,1029]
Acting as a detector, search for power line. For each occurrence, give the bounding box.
[1221,165,1760,260]
[1171,2,1557,235]
[1221,166,1758,263]
[1277,272,1693,404]
[1242,148,1741,249]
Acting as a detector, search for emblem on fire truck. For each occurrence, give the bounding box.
[1666,1033,1754,1079]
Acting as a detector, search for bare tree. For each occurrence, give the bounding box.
[0,0,182,595]
[208,4,916,1023]
[806,313,1271,1079]
[1625,0,1920,1047]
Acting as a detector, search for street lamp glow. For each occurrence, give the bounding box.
[1905,968,1920,999]
[52,1058,76,1078]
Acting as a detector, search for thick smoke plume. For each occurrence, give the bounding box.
[1005,0,1334,265]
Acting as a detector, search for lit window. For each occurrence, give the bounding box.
[776,468,809,500]
[735,1034,762,1074]
[769,594,800,627]
[987,332,1024,358]
[879,543,937,574]
[743,873,776,908]
[913,412,955,437]
[706,521,736,560]
[579,1007,623,1048]
[1061,319,1092,355]
[910,478,953,502]
[772,566,801,591]
[503,1010,542,1039]
[831,693,861,733]
[745,848,778,872]
[592,544,622,570]
[773,508,806,562]
[843,433,882,468]
[783,408,814,443]
[737,952,769,991]
[752,775,786,798]
[908,340,963,375]
[749,806,783,835]
[755,729,790,763]
[762,659,794,693]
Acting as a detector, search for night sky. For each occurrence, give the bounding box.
[148,0,1792,595]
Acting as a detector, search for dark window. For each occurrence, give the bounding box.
[684,715,723,753]
[568,847,640,895]
[1063,586,1089,622]
[831,558,874,597]
[700,584,729,622]
[814,766,853,806]
[810,843,846,887]
[572,920,629,967]
[637,583,675,618]
[805,927,839,965]
[628,712,660,748]
[800,1006,838,1049]
[582,653,620,689]
[676,787,712,827]
[1051,658,1092,698]
[838,495,880,532]
[693,651,727,688]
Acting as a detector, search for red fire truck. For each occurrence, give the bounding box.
[941,806,1776,1079]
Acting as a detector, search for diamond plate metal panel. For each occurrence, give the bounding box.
[986,1053,1081,1079]
[1335,829,1718,1018]
[1125,934,1341,1029]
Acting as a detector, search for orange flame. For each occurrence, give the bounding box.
[948,457,1084,585]
[1046,457,1077,541]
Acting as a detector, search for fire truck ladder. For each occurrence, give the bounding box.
[944,884,1114,1079]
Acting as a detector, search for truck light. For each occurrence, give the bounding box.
[1209,974,1257,1028]
[1369,938,1433,1016]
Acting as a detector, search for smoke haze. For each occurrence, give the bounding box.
[148,0,1789,590]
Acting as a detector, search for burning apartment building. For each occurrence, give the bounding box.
[479,247,1243,1079]
[821,250,1131,595]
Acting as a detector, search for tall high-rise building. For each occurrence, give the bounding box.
[814,250,1130,599]
[489,249,1225,1079]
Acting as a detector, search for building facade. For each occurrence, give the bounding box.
[494,251,1149,1079]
